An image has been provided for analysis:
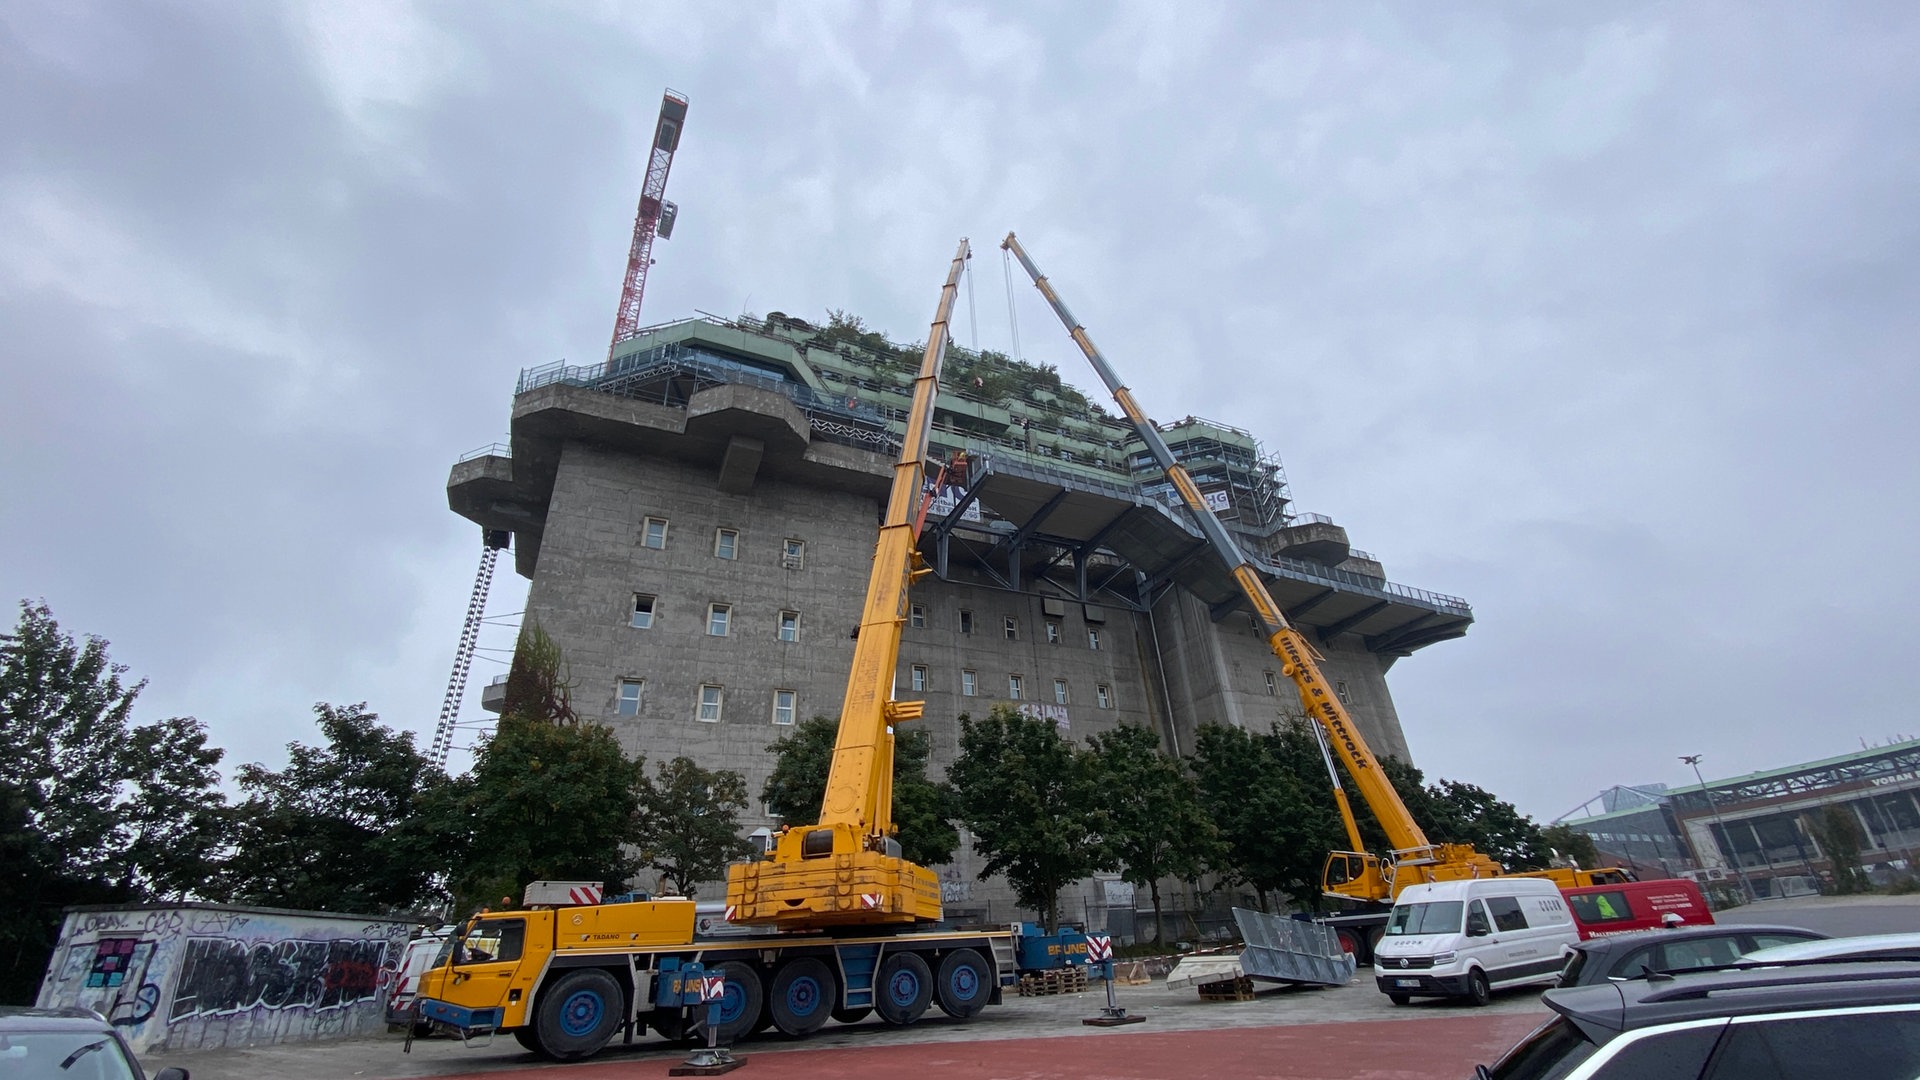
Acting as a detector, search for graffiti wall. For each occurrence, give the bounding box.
[35,903,415,1054]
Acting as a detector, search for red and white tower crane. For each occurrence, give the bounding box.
[606,88,689,365]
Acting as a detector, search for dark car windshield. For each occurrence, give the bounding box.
[1482,1016,1599,1080]
[1386,900,1464,936]
[0,1032,141,1080]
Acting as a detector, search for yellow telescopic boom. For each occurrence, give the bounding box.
[1001,232,1501,903]
[725,239,971,929]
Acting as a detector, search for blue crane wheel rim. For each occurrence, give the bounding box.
[786,973,824,1017]
[714,979,749,1026]
[887,966,923,1007]
[559,988,604,1038]
[946,961,979,1003]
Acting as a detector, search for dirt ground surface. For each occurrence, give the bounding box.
[149,974,1552,1080]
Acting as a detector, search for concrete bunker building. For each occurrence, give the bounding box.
[447,312,1473,918]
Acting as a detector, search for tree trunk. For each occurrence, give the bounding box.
[1150,880,1164,947]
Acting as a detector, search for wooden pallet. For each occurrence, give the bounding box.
[1196,975,1256,1002]
[1016,966,1090,996]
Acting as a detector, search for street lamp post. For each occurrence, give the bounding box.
[1681,755,1758,902]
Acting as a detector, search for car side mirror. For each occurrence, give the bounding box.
[154,1069,190,1080]
[1467,917,1491,937]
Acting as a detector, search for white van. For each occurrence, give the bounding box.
[1372,878,1578,1006]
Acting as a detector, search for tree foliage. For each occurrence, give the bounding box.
[632,757,752,897]
[1541,824,1602,869]
[1191,721,1344,911]
[424,713,646,912]
[949,707,1098,930]
[761,716,960,867]
[1084,724,1217,943]
[0,600,228,1002]
[1356,756,1552,870]
[220,703,441,914]
[1810,804,1868,895]
[500,620,576,724]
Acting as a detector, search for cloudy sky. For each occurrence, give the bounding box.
[4,2,1916,820]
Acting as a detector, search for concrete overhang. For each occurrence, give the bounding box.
[448,382,892,577]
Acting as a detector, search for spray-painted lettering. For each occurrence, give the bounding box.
[168,938,390,1020]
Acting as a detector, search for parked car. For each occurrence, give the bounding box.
[1741,931,1920,965]
[0,1006,186,1080]
[1562,878,1713,938]
[1556,923,1824,987]
[1374,877,1579,1006]
[1474,960,1920,1079]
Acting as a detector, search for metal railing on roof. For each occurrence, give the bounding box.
[458,442,511,462]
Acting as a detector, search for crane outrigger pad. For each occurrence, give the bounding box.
[1231,908,1357,987]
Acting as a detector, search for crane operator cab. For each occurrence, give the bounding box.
[1324,851,1389,902]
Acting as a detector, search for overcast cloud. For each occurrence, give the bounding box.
[3,1,1916,821]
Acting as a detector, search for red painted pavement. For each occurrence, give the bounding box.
[425,1014,1546,1080]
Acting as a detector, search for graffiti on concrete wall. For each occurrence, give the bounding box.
[168,937,389,1019]
[36,904,414,1055]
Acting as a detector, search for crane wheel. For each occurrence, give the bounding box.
[769,957,836,1036]
[875,952,933,1026]
[692,960,765,1044]
[533,968,623,1060]
[934,949,991,1018]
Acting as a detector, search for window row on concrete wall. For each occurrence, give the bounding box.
[908,664,1115,708]
[909,604,1105,650]
[629,593,803,641]
[1260,668,1351,703]
[614,678,800,725]
[635,516,808,569]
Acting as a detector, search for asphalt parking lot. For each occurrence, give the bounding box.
[151,973,1552,1080]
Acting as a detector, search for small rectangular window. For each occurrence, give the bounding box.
[1097,684,1112,708]
[616,679,644,716]
[781,538,805,569]
[714,528,739,560]
[1008,675,1023,700]
[778,610,799,642]
[707,604,731,636]
[909,605,926,628]
[1004,616,1019,640]
[642,517,668,549]
[1264,671,1277,696]
[1045,621,1060,644]
[1088,628,1101,650]
[911,665,928,692]
[772,689,796,726]
[631,594,655,629]
[961,670,977,696]
[1336,680,1351,704]
[697,684,723,722]
[1053,679,1069,705]
[959,610,974,634]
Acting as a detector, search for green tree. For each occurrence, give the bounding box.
[1541,824,1602,869]
[1355,757,1551,870]
[761,716,959,866]
[220,703,441,913]
[949,706,1098,931]
[0,601,229,1002]
[1810,804,1868,895]
[500,621,577,724]
[633,757,752,897]
[1191,722,1343,912]
[1084,724,1217,944]
[424,713,645,912]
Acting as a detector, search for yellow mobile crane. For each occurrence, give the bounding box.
[410,242,1011,1061]
[1000,234,1624,938]
[722,239,967,930]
